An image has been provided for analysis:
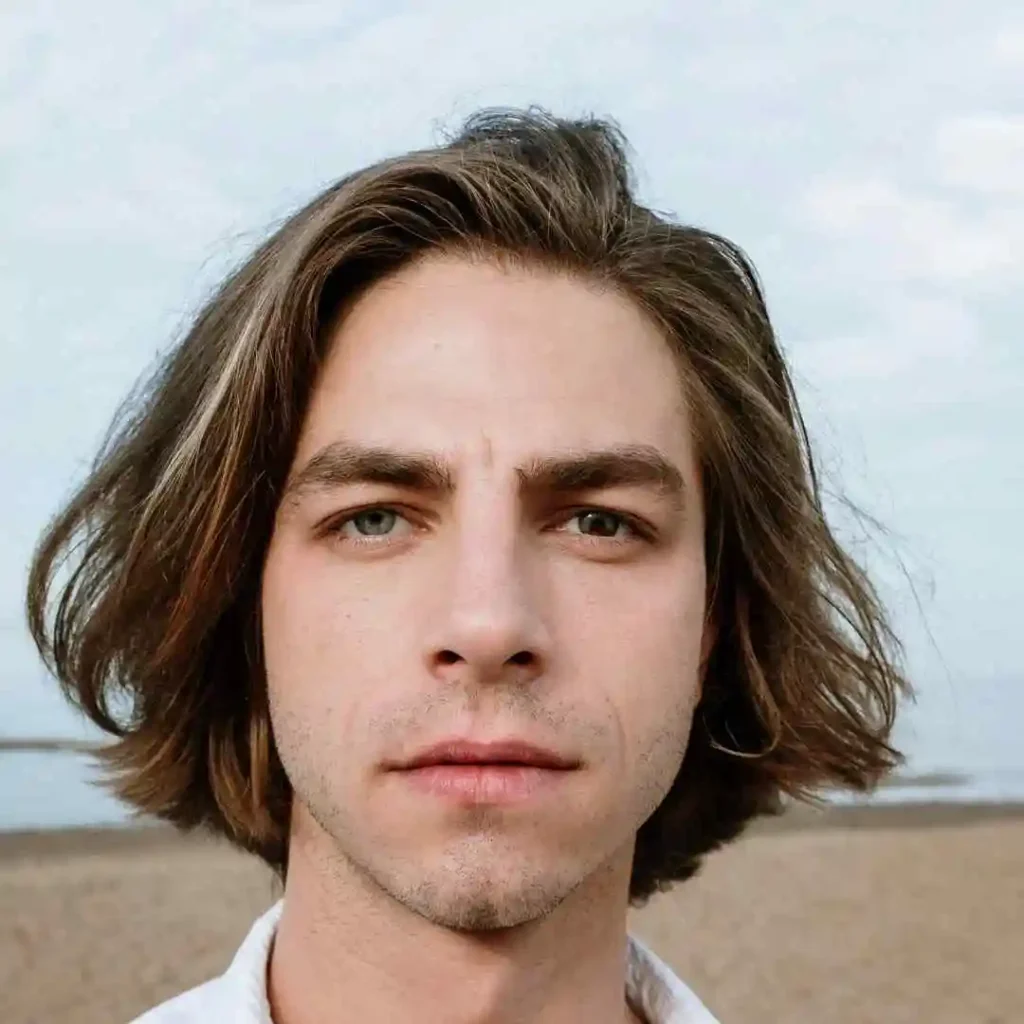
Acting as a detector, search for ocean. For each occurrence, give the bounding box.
[1,750,136,831]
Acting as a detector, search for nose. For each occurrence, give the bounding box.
[425,517,550,687]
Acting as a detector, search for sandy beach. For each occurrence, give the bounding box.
[2,803,1022,1024]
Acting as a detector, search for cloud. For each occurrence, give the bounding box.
[802,174,1024,291]
[936,114,1024,196]
[793,294,1022,416]
[795,92,1024,418]
[798,296,977,384]
[992,24,1024,62]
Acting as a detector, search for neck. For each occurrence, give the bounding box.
[267,817,644,1024]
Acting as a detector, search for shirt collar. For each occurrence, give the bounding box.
[218,900,719,1024]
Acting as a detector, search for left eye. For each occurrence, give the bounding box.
[335,508,411,540]
[355,509,399,535]
[562,510,634,539]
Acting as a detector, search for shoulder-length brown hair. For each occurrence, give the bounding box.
[26,108,910,906]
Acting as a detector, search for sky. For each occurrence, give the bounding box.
[1,1,1021,772]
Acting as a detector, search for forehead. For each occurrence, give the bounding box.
[296,254,695,475]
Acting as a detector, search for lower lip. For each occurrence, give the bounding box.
[397,764,573,804]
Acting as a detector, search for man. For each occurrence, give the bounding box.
[27,108,908,1023]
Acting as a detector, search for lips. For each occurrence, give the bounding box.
[396,739,579,771]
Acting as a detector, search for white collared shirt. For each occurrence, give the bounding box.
[132,901,720,1024]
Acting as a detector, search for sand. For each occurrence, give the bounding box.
[2,805,1022,1024]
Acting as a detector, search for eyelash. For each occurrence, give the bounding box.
[323,505,653,549]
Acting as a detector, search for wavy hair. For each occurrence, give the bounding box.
[26,108,910,906]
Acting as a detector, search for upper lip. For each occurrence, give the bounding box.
[395,739,579,771]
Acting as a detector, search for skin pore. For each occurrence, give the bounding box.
[260,253,713,1024]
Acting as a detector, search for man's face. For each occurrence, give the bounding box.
[261,254,710,931]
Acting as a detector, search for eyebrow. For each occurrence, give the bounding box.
[280,441,687,511]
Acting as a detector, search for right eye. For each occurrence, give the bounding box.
[330,507,414,546]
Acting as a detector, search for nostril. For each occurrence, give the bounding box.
[433,649,535,668]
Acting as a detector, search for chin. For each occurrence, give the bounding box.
[372,847,589,933]
[397,878,574,933]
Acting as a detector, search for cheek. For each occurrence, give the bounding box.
[263,538,399,672]
[615,585,705,814]
[566,559,706,774]
[571,555,707,686]
[260,543,373,793]
[260,538,429,778]
[261,540,363,719]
